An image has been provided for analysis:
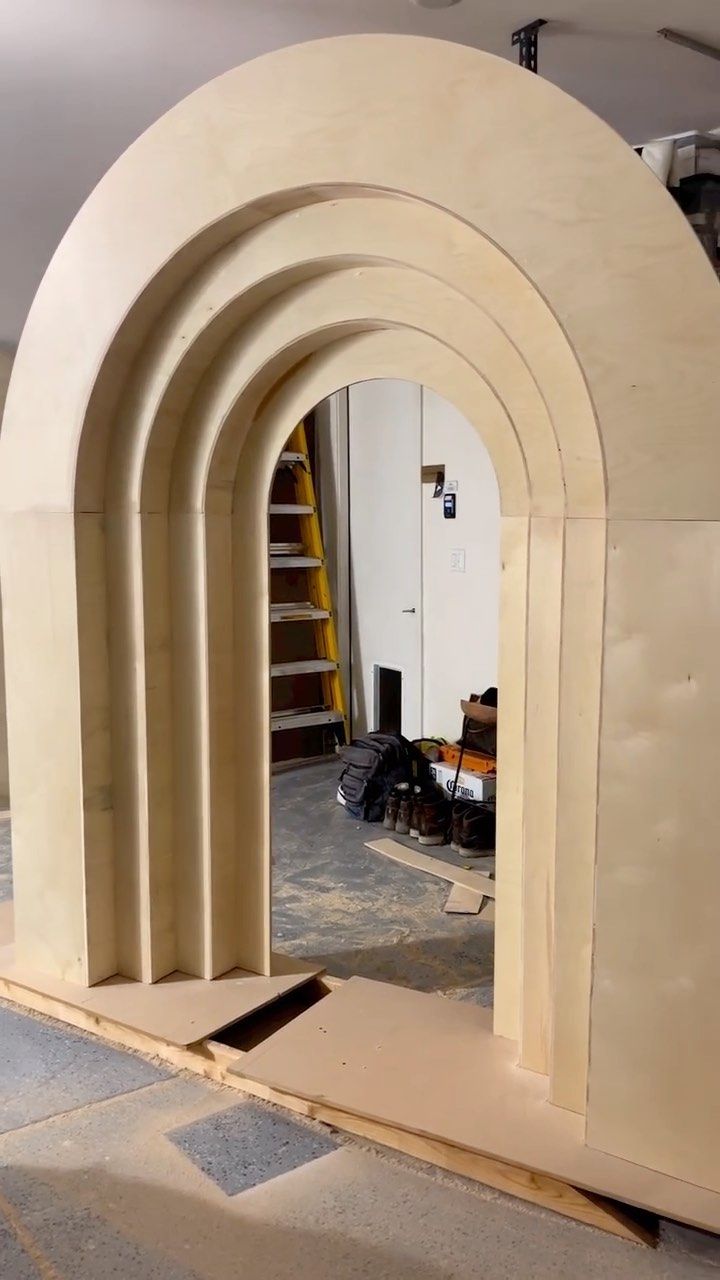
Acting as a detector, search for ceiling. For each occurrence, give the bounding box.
[3,0,720,346]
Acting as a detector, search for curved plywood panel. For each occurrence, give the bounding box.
[1,35,719,1195]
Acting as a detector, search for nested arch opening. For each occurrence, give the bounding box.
[68,193,605,1081]
[4,35,720,1191]
[13,185,606,1083]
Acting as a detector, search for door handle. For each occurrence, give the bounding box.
[402,607,416,614]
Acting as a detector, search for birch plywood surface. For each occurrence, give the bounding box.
[2,32,720,1210]
[235,977,720,1232]
[366,839,496,898]
[587,520,720,1191]
[0,934,322,1047]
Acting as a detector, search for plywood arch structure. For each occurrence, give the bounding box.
[3,35,720,1193]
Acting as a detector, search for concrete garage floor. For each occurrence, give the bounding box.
[2,1001,720,1279]
[272,760,494,1001]
[2,794,720,1274]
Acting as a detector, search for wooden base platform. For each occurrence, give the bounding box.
[234,977,720,1240]
[0,903,322,1046]
[0,894,711,1249]
[0,965,654,1247]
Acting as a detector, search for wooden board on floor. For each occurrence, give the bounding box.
[443,883,484,914]
[366,839,496,899]
[0,922,322,1047]
[233,977,720,1235]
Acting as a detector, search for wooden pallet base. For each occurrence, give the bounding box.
[0,974,654,1247]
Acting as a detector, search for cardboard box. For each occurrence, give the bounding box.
[438,743,496,775]
[428,760,496,802]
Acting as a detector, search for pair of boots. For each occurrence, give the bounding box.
[449,799,496,856]
[383,783,450,846]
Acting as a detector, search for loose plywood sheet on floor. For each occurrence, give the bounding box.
[443,883,484,914]
[365,839,496,898]
[0,934,322,1046]
[234,977,720,1232]
[587,519,720,1191]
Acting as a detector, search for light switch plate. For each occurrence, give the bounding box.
[450,549,465,572]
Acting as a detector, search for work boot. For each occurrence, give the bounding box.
[457,801,496,856]
[383,789,400,830]
[395,784,413,835]
[418,796,451,846]
[410,784,436,838]
[450,800,474,852]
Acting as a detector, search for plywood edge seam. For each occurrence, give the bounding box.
[0,979,652,1246]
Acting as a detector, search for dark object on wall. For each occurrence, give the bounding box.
[376,666,402,735]
[511,19,547,73]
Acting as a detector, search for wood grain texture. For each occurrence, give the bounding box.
[366,839,496,898]
[1,34,720,1210]
[235,977,720,1233]
[520,517,564,1073]
[550,518,606,1112]
[443,883,485,914]
[492,515,529,1042]
[587,520,720,1190]
[0,934,322,1047]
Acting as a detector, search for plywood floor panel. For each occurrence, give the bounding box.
[0,904,321,1047]
[234,977,720,1233]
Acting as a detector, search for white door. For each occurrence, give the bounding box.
[348,380,422,739]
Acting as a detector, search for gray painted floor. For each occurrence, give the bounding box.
[272,761,494,1001]
[0,812,11,904]
[1,1000,720,1278]
[2,775,720,1275]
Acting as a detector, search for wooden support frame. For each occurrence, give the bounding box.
[2,34,720,1209]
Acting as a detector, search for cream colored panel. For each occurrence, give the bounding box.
[550,518,606,1112]
[2,37,718,520]
[104,510,147,978]
[172,266,549,517]
[168,509,210,976]
[0,513,93,982]
[205,511,240,976]
[492,515,530,1043]
[520,516,564,1073]
[75,513,117,983]
[231,448,272,977]
[587,519,720,1190]
[100,197,594,515]
[139,512,176,977]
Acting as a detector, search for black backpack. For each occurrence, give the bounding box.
[337,732,428,822]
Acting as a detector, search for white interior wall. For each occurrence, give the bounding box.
[421,387,500,740]
[339,380,500,744]
[0,350,13,806]
[347,380,423,739]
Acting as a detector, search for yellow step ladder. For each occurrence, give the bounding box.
[269,421,349,747]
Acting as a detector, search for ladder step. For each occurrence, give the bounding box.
[271,708,344,732]
[271,659,339,677]
[270,555,322,569]
[270,541,305,555]
[271,603,331,622]
[276,451,308,467]
[269,503,315,516]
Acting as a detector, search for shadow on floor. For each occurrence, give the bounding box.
[0,1160,503,1280]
